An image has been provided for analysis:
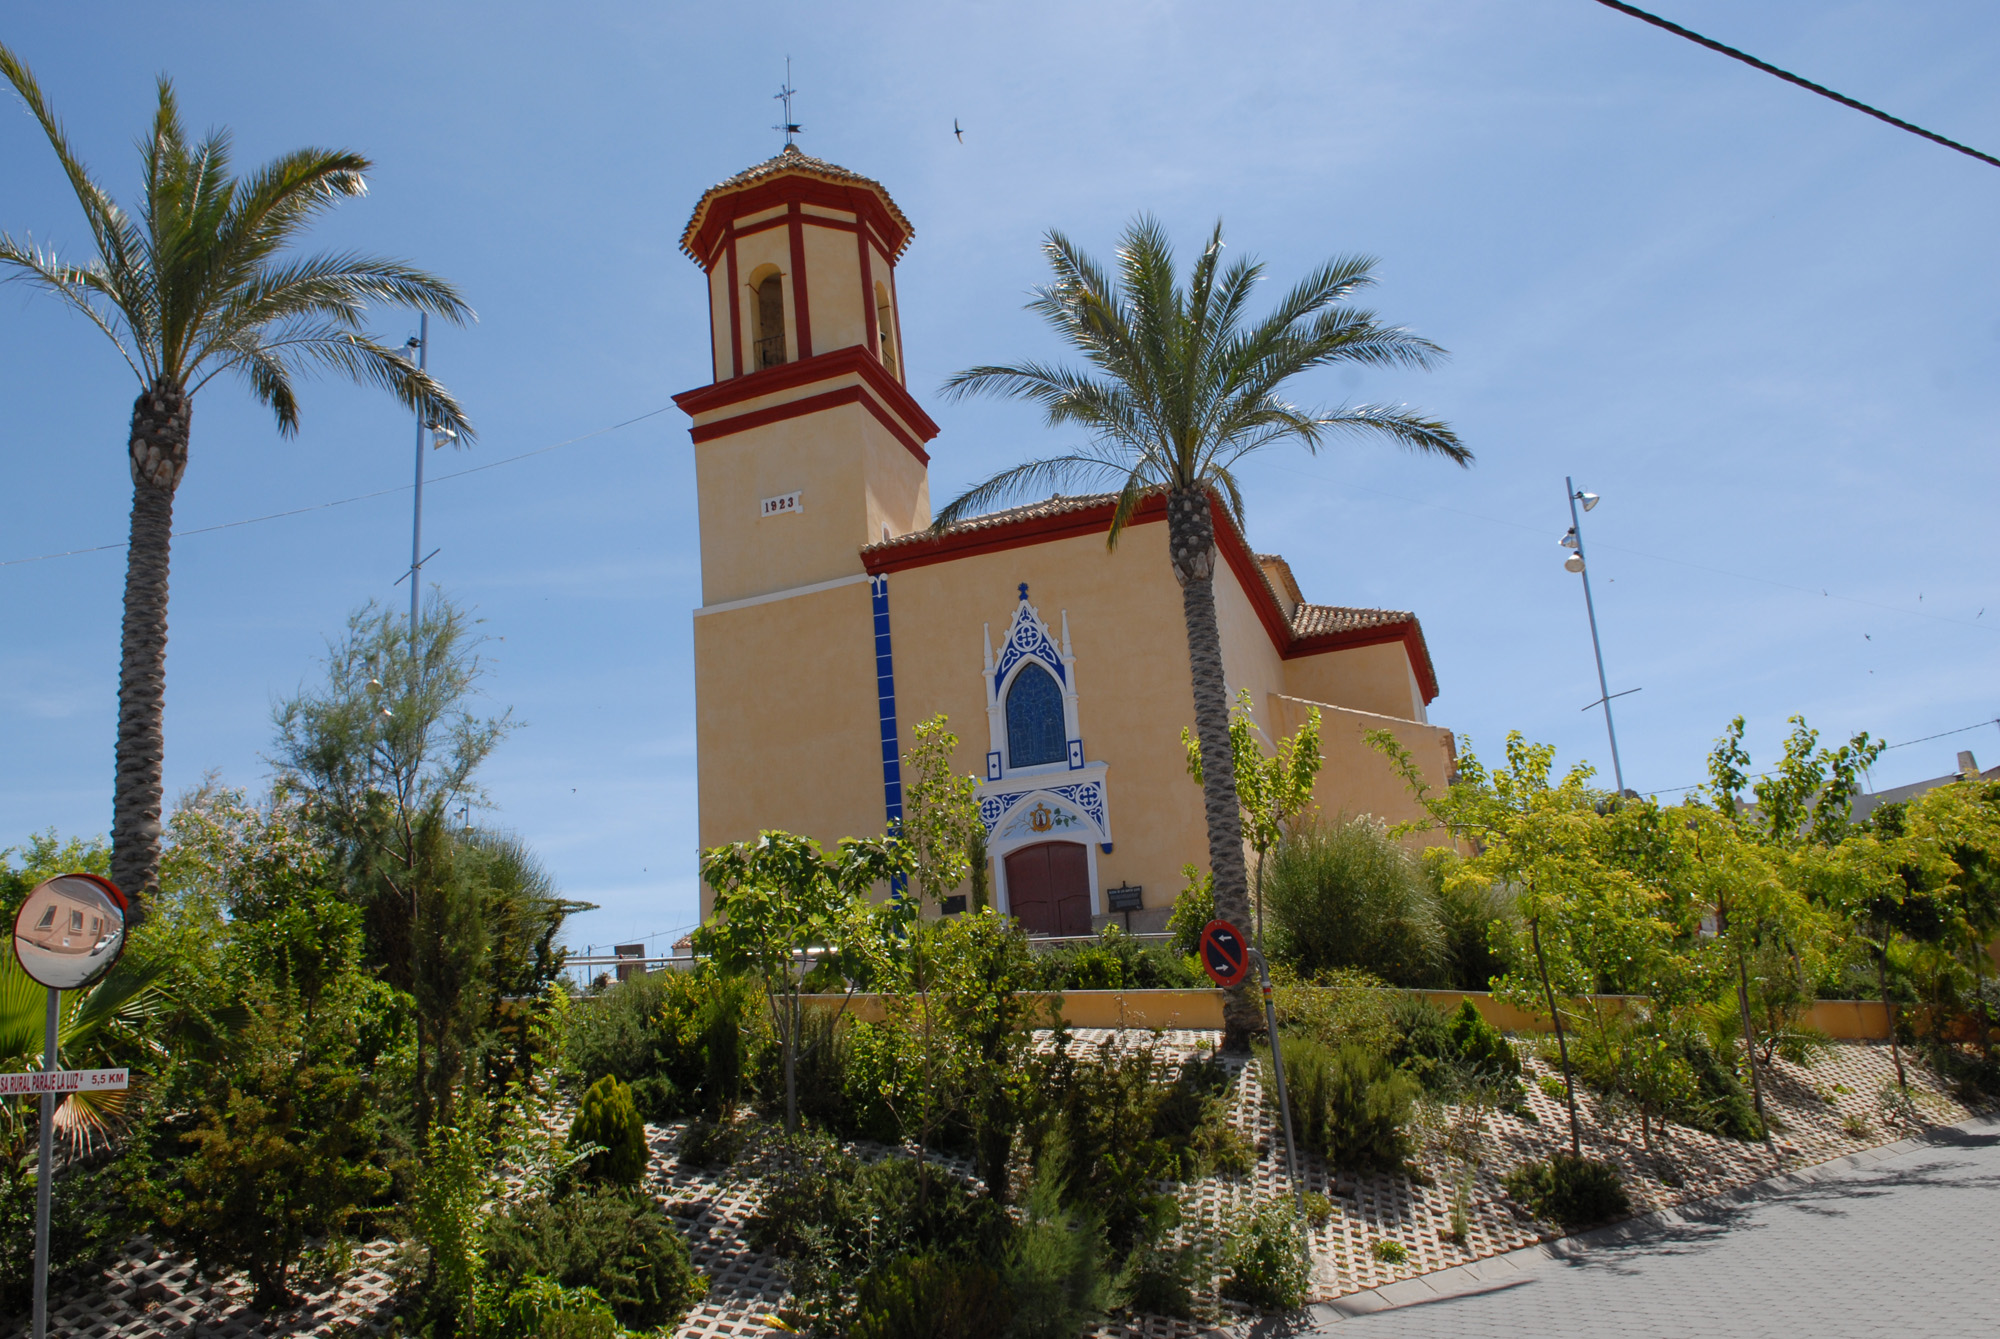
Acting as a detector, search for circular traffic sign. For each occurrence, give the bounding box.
[12,874,127,991]
[1197,918,1250,989]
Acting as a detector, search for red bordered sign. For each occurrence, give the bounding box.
[1197,919,1250,989]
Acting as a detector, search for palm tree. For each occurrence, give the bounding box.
[939,217,1467,1047]
[0,47,475,920]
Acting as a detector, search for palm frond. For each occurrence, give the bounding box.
[0,235,143,378]
[245,328,475,442]
[929,451,1139,530]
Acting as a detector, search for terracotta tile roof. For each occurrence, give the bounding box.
[861,492,1125,555]
[680,145,914,259]
[1289,603,1415,638]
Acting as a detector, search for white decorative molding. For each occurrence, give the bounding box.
[983,585,1082,771]
[692,571,870,617]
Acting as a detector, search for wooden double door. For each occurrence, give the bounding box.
[1003,841,1093,936]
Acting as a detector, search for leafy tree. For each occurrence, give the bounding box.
[271,595,514,981]
[695,831,906,1133]
[941,218,1465,1046]
[0,46,473,916]
[899,715,985,912]
[1184,690,1321,947]
[271,596,565,1135]
[919,910,1043,1199]
[0,831,110,922]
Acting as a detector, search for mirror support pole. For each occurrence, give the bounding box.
[32,986,57,1339]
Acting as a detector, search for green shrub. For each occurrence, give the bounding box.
[568,1076,648,1186]
[1677,1032,1762,1141]
[676,1116,743,1170]
[1300,1191,1334,1226]
[1032,926,1203,991]
[1502,1155,1629,1229]
[1024,1035,1181,1255]
[1002,1170,1116,1338]
[1370,1238,1407,1264]
[1152,1051,1252,1178]
[1220,1203,1309,1312]
[482,1185,706,1330]
[0,1156,129,1315]
[1273,967,1400,1057]
[1120,1241,1200,1320]
[750,1137,1011,1335]
[1265,817,1446,986]
[1166,863,1214,958]
[752,1005,853,1131]
[563,969,761,1122]
[477,1276,618,1339]
[1450,999,1522,1083]
[851,1253,1013,1339]
[1424,849,1514,991]
[1275,1038,1417,1172]
[1386,995,1459,1094]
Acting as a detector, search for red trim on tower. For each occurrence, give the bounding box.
[724,227,742,379]
[787,204,813,359]
[858,228,879,364]
[685,177,912,267]
[674,344,940,440]
[684,384,931,464]
[733,214,792,242]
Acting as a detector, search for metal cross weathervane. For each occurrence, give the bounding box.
[773,59,803,147]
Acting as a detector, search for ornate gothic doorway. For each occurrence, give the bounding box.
[1003,841,1093,936]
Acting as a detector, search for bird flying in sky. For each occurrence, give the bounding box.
[954,119,964,142]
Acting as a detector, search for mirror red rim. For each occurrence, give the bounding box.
[10,872,129,991]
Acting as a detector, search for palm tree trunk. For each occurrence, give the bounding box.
[111,379,191,921]
[1167,488,1260,1049]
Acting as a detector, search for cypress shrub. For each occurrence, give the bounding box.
[569,1075,648,1186]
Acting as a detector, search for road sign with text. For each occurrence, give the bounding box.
[0,1068,129,1096]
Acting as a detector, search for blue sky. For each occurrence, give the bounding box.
[2,1,1995,956]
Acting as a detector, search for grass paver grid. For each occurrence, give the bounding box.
[10,1031,1987,1337]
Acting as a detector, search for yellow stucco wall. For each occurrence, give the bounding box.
[691,398,928,606]
[1284,639,1428,723]
[689,504,1456,928]
[693,577,885,919]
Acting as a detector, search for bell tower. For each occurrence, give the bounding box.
[673,147,939,607]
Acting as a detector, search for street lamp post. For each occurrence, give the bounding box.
[398,315,453,630]
[1562,477,1628,795]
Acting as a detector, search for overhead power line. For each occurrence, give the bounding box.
[0,404,676,568]
[1588,0,2000,170]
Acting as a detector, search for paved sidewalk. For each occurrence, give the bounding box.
[1286,1117,2000,1338]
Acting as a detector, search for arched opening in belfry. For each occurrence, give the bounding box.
[754,272,787,368]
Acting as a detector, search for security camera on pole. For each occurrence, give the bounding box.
[8,874,131,1339]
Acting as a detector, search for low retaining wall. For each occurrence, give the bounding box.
[798,988,1893,1040]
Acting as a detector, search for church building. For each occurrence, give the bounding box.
[675,147,1458,933]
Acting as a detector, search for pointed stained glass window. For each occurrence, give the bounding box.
[1005,663,1066,768]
